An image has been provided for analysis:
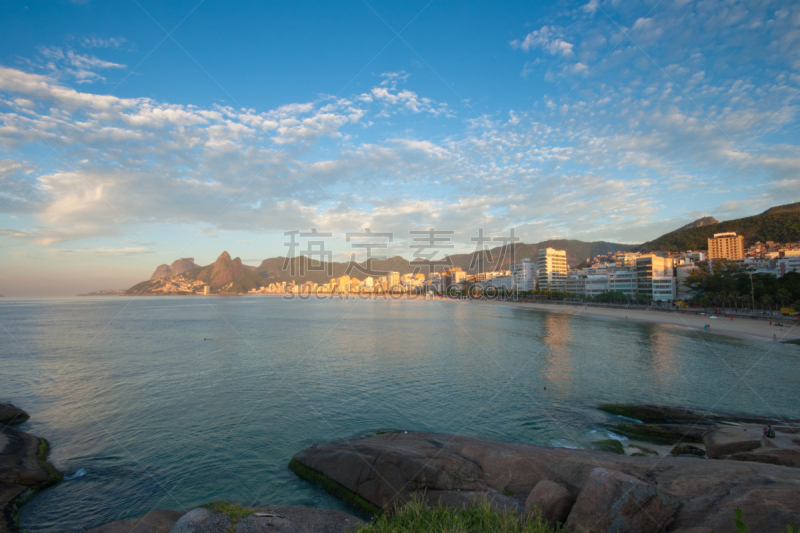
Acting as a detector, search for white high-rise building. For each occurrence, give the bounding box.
[537,248,568,292]
[511,258,536,291]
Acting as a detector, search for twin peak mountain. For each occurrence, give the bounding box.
[146,252,246,290]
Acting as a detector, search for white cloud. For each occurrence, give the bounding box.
[511,26,574,57]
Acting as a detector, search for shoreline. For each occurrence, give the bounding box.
[469,298,800,343]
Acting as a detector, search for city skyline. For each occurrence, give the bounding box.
[2,0,799,295]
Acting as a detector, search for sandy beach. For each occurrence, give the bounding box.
[470,299,800,343]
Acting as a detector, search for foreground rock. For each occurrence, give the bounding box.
[0,404,28,427]
[703,424,800,467]
[290,431,800,532]
[0,403,62,533]
[600,403,800,467]
[87,504,364,533]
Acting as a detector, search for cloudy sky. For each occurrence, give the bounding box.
[1,0,799,296]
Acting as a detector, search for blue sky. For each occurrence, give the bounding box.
[1,0,799,295]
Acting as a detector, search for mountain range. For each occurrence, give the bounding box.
[122,203,800,294]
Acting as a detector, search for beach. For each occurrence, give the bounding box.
[473,298,800,343]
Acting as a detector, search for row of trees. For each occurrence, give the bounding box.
[686,260,800,310]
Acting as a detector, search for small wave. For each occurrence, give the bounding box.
[550,439,579,449]
[65,468,87,480]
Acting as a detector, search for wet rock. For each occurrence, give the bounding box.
[0,403,29,426]
[591,439,625,454]
[170,508,230,533]
[0,420,61,533]
[609,422,706,444]
[627,444,658,457]
[565,467,677,533]
[524,480,573,528]
[671,444,706,457]
[703,425,800,467]
[598,404,797,426]
[86,510,185,533]
[703,426,763,458]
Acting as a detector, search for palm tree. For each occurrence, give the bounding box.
[777,289,791,308]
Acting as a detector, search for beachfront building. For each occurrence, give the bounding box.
[608,269,637,295]
[584,274,609,297]
[387,271,400,290]
[636,255,675,301]
[537,248,568,292]
[675,264,697,300]
[708,232,745,260]
[511,258,536,291]
[652,277,677,301]
[565,272,586,295]
[490,274,514,291]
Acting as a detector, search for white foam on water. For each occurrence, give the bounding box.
[65,468,87,480]
[550,439,579,449]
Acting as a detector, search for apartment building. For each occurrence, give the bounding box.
[708,232,745,260]
[636,255,675,301]
[537,248,568,292]
[511,258,536,291]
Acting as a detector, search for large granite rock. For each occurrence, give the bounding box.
[525,479,573,528]
[0,404,28,427]
[0,406,61,533]
[565,467,677,533]
[290,431,800,532]
[170,508,230,533]
[703,424,800,467]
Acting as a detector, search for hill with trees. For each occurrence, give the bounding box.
[635,203,800,252]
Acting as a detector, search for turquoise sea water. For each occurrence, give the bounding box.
[1,296,798,532]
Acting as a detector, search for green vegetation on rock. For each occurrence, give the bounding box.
[11,437,64,531]
[288,458,381,516]
[607,422,702,445]
[358,495,560,533]
[200,501,252,532]
[598,404,669,423]
[591,439,625,455]
[671,444,707,457]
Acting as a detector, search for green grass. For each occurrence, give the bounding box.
[200,501,253,532]
[357,496,560,533]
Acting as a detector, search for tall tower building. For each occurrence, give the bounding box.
[707,232,744,260]
[537,248,567,292]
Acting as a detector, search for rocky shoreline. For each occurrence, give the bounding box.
[8,403,800,532]
[0,403,62,533]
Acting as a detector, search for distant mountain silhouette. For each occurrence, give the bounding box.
[149,258,198,280]
[674,216,718,233]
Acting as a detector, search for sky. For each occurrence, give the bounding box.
[0,0,799,296]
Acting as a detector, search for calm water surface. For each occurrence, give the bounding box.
[1,296,798,532]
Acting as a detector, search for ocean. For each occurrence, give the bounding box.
[1,296,798,532]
